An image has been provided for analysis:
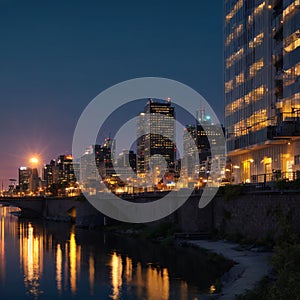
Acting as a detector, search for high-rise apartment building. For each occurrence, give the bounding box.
[224,0,300,183]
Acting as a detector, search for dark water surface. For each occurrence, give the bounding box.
[0,205,227,299]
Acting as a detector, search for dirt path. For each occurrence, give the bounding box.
[188,240,272,299]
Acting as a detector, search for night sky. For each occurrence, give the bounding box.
[0,0,223,183]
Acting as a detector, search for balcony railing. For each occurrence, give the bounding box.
[251,171,298,184]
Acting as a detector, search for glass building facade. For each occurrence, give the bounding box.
[224,0,300,183]
[137,99,175,176]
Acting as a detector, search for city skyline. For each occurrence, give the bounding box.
[0,0,224,181]
[4,98,220,195]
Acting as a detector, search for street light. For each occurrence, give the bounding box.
[29,157,39,165]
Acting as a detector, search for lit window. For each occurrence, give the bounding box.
[235,72,244,86]
[283,0,300,21]
[249,33,264,48]
[226,48,244,68]
[225,79,234,93]
[226,0,243,23]
[249,58,264,77]
[284,62,300,87]
[248,2,265,25]
[284,30,300,52]
[225,24,243,46]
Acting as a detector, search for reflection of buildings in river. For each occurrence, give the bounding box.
[110,252,123,300]
[19,222,44,299]
[180,280,188,300]
[56,244,62,293]
[0,206,21,284]
[0,213,5,284]
[89,253,95,296]
[0,206,198,299]
[18,221,83,298]
[69,228,81,295]
[55,226,82,295]
[146,265,169,300]
[109,251,192,300]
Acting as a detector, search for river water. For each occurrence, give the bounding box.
[0,205,227,300]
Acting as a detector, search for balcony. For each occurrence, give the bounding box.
[275,119,300,137]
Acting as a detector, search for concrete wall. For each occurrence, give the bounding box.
[213,192,300,241]
[177,195,214,233]
[162,191,300,241]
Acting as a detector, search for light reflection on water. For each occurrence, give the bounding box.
[0,205,222,300]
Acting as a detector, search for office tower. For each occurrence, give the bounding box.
[183,125,199,179]
[19,167,31,193]
[137,112,146,176]
[224,0,300,183]
[19,167,39,194]
[80,146,100,185]
[183,115,225,181]
[57,155,77,186]
[140,99,176,174]
[116,150,137,171]
[43,159,59,188]
[97,138,116,178]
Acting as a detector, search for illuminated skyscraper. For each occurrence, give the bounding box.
[19,167,39,193]
[57,155,77,186]
[137,99,175,175]
[137,112,146,175]
[97,138,116,178]
[225,0,300,183]
[43,160,59,188]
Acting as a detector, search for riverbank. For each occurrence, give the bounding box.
[187,240,272,299]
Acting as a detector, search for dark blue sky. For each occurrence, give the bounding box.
[0,0,223,180]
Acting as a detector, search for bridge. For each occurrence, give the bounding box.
[0,196,106,227]
[0,193,214,233]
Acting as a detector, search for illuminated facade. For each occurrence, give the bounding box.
[43,160,59,188]
[183,117,225,184]
[97,138,116,178]
[19,167,39,194]
[57,155,77,186]
[137,112,146,175]
[183,125,199,179]
[137,99,176,175]
[225,0,300,183]
[43,155,79,195]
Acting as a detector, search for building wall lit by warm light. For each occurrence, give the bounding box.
[225,0,300,183]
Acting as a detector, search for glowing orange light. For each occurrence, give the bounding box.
[29,157,39,164]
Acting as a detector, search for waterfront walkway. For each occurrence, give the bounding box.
[188,240,272,300]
